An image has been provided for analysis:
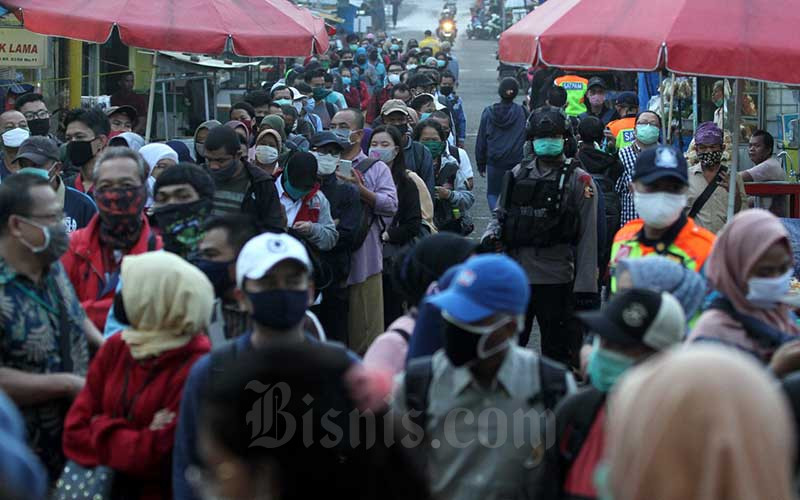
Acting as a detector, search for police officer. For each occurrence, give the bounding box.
[483,105,599,368]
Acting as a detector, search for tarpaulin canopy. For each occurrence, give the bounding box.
[0,0,329,57]
[499,0,800,85]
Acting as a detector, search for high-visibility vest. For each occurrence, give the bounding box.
[554,75,588,117]
[607,116,637,151]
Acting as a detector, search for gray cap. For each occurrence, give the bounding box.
[13,136,60,165]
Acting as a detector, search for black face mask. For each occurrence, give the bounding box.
[192,258,234,297]
[67,139,96,167]
[28,118,51,137]
[439,86,454,97]
[207,159,239,184]
[342,60,354,68]
[442,321,482,367]
[356,57,367,65]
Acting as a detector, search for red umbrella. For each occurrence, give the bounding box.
[1,0,329,56]
[499,0,800,85]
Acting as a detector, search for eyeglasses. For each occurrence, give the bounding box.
[22,111,50,120]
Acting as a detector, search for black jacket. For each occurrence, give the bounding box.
[387,173,422,244]
[319,174,363,286]
[241,161,283,232]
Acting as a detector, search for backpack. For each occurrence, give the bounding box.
[590,171,621,256]
[350,158,379,251]
[447,144,461,166]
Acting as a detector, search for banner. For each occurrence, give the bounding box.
[0,28,47,68]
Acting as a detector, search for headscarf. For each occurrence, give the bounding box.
[603,346,796,500]
[705,209,799,334]
[108,132,145,151]
[616,256,706,318]
[695,121,723,145]
[120,252,214,359]
[224,120,250,143]
[166,140,194,163]
[256,128,283,152]
[139,143,179,171]
[260,115,287,141]
[193,119,222,161]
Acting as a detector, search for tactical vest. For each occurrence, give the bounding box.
[500,160,579,249]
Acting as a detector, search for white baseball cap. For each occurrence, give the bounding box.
[236,232,312,288]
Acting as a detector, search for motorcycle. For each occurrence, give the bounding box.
[486,13,502,39]
[437,18,457,44]
[467,17,494,40]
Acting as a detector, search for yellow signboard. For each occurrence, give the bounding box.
[0,28,47,68]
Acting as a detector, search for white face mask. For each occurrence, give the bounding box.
[1,127,30,148]
[387,74,401,86]
[747,268,794,308]
[313,151,340,176]
[634,191,687,229]
[407,64,418,71]
[255,145,278,165]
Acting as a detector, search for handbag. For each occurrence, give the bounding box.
[53,461,116,500]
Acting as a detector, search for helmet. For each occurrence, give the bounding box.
[526,105,568,139]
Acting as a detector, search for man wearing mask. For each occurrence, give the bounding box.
[605,91,639,153]
[354,47,378,92]
[62,107,110,196]
[392,254,575,500]
[293,83,323,134]
[243,90,272,126]
[579,77,617,126]
[276,152,338,251]
[309,131,363,343]
[615,111,662,226]
[609,146,715,292]
[173,232,357,500]
[61,147,163,331]
[330,108,398,354]
[13,137,97,233]
[483,106,599,368]
[0,173,99,478]
[439,41,459,81]
[380,99,435,195]
[202,125,283,232]
[0,110,30,178]
[687,122,747,234]
[541,288,685,500]
[305,69,339,129]
[14,93,57,140]
[151,163,216,259]
[437,70,466,149]
[366,61,405,125]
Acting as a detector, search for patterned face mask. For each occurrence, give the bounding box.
[152,199,212,259]
[94,185,148,249]
[698,150,723,169]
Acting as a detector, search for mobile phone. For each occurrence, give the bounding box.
[339,160,353,177]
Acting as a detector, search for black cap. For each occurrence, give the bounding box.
[578,116,604,144]
[105,105,138,123]
[13,136,59,165]
[587,77,607,90]
[633,145,688,186]
[498,77,519,100]
[527,105,567,139]
[615,91,638,107]
[310,131,347,149]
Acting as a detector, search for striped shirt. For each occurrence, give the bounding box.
[211,171,249,216]
[616,144,640,226]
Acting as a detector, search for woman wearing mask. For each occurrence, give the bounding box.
[409,93,437,121]
[614,111,662,226]
[253,129,281,177]
[224,120,253,161]
[413,119,474,234]
[338,67,365,110]
[370,125,422,327]
[598,346,796,500]
[139,143,179,208]
[62,252,212,500]
[192,120,221,164]
[688,209,800,362]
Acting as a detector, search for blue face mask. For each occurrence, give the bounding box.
[342,76,352,86]
[587,341,635,392]
[391,44,400,51]
[635,123,660,145]
[532,137,564,157]
[420,112,432,121]
[437,60,446,68]
[305,98,316,114]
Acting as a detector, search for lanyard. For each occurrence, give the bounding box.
[11,277,57,315]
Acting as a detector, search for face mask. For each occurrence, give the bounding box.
[247,289,308,330]
[305,98,316,115]
[439,85,454,97]
[283,174,311,200]
[255,145,279,165]
[437,60,446,68]
[27,118,50,137]
[588,340,635,392]
[152,198,212,258]
[207,159,239,184]
[391,44,400,51]
[714,98,724,108]
[746,268,794,308]
[420,112,432,121]
[17,217,69,263]
[387,74,401,86]
[442,312,515,367]
[421,140,445,158]
[313,151,340,176]
[588,94,605,107]
[67,139,96,167]
[407,64,418,71]
[342,76,352,87]
[312,87,329,100]
[1,127,30,148]
[332,128,354,145]
[293,101,303,114]
[356,57,367,65]
[634,191,687,229]
[94,185,148,249]
[274,98,292,107]
[349,44,359,51]
[342,60,354,68]
[321,61,330,70]
[533,137,564,157]
[192,258,235,298]
[635,124,660,145]
[195,143,206,158]
[698,150,723,169]
[369,146,397,164]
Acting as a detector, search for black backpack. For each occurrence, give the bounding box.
[350,158,379,251]
[590,171,621,251]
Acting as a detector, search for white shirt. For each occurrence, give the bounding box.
[275,174,302,226]
[457,147,474,180]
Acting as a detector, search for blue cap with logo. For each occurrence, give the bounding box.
[633,145,688,186]
[427,254,530,323]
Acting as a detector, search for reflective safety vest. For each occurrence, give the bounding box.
[555,75,588,117]
[607,116,637,151]
[608,217,716,292]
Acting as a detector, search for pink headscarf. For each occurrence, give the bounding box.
[224,120,250,143]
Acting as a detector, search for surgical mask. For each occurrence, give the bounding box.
[153,199,212,258]
[533,137,564,157]
[391,44,400,51]
[247,289,308,330]
[442,311,516,367]
[437,60,446,68]
[255,145,279,165]
[305,98,316,114]
[283,174,311,200]
[635,124,660,145]
[714,98,724,108]
[332,128,354,144]
[349,44,359,51]
[439,85,454,96]
[421,140,445,158]
[746,268,794,308]
[369,146,397,164]
[67,139,96,167]
[274,98,292,107]
[698,150,723,169]
[420,112,432,121]
[634,191,687,229]
[313,151,340,176]
[587,339,635,392]
[192,258,234,297]
[342,76,352,86]
[1,127,30,148]
[387,74,401,86]
[293,101,303,113]
[207,159,239,184]
[195,143,206,158]
[27,118,50,137]
[407,64,418,71]
[588,94,605,107]
[17,217,69,263]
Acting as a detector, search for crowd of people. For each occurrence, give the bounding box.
[1,21,800,500]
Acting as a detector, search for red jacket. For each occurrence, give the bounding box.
[61,213,163,330]
[63,334,211,500]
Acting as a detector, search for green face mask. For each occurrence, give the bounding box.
[421,140,445,158]
[275,99,292,107]
[714,98,724,108]
[532,137,564,157]
[283,174,311,200]
[635,124,660,145]
[587,340,635,392]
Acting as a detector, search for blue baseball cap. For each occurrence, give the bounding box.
[633,145,688,186]
[427,255,530,323]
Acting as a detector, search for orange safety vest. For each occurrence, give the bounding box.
[554,75,589,117]
[606,116,637,149]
